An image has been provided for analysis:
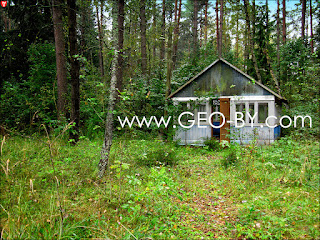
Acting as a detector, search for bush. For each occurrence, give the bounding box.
[135,142,179,167]
[204,138,220,151]
[221,149,238,169]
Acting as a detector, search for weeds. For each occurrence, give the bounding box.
[0,135,319,239]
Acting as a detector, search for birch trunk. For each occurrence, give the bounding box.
[98,1,119,179]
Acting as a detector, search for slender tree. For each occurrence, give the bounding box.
[166,6,173,99]
[310,0,313,53]
[218,0,223,57]
[282,0,286,43]
[68,0,80,143]
[276,0,280,65]
[99,0,120,178]
[160,0,165,61]
[192,0,199,57]
[116,0,124,92]
[172,0,182,69]
[216,0,219,55]
[140,0,147,75]
[52,0,67,120]
[301,0,306,39]
[204,0,208,46]
[235,2,239,60]
[96,2,104,77]
[152,0,157,61]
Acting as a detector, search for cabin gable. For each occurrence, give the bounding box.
[170,60,278,99]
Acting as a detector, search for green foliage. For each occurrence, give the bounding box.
[0,42,56,130]
[0,136,319,239]
[279,39,319,102]
[221,148,238,169]
[282,100,320,138]
[203,137,220,151]
[133,141,180,167]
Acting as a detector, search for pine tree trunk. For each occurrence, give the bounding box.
[204,0,208,46]
[216,0,219,55]
[140,0,147,75]
[160,0,165,61]
[235,4,239,60]
[116,0,124,92]
[218,0,223,57]
[152,1,157,62]
[282,0,286,43]
[172,0,182,70]
[52,0,67,120]
[99,1,119,179]
[302,0,306,39]
[310,0,313,53]
[193,0,199,57]
[96,3,104,77]
[276,0,280,67]
[68,0,80,143]
[166,20,173,99]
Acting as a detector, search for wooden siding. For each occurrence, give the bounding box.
[173,61,272,98]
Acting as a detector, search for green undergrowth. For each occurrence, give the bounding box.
[0,135,319,239]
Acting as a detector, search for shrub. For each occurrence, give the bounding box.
[135,142,179,167]
[204,138,220,151]
[221,149,238,169]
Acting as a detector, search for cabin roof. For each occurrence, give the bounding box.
[168,58,285,101]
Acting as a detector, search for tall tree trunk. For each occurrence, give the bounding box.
[152,1,157,62]
[99,1,119,179]
[68,0,80,143]
[264,48,281,95]
[216,0,219,55]
[116,0,124,92]
[140,0,147,75]
[172,0,182,69]
[235,2,239,60]
[204,0,208,46]
[218,0,223,57]
[243,0,261,82]
[301,0,306,39]
[52,0,67,120]
[310,0,313,53]
[160,0,165,61]
[96,3,104,77]
[276,0,280,66]
[266,0,269,27]
[193,0,199,57]
[166,16,173,99]
[282,0,286,43]
[80,2,86,56]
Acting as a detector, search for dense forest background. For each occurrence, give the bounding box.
[0,1,320,239]
[0,0,319,139]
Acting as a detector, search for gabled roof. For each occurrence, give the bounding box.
[168,58,285,101]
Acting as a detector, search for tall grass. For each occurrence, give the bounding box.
[0,134,319,239]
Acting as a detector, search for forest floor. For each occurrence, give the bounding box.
[0,135,319,239]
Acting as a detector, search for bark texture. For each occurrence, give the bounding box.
[68,0,80,143]
[52,0,67,119]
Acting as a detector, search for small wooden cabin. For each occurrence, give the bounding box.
[168,58,286,145]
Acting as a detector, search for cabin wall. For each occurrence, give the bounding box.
[173,95,281,145]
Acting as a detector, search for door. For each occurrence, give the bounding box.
[219,98,230,142]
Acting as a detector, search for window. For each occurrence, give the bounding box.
[248,103,255,124]
[236,103,245,114]
[258,103,268,123]
[197,104,207,125]
[212,100,220,122]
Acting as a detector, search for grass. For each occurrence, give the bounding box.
[0,134,319,239]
